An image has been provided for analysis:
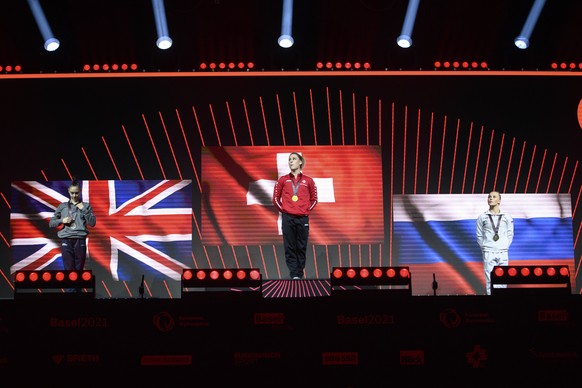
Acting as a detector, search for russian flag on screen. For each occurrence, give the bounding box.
[392,194,574,264]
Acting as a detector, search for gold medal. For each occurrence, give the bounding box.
[493,234,499,241]
[292,195,298,202]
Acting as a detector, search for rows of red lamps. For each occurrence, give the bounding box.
[331,267,410,280]
[82,63,139,72]
[182,268,261,281]
[14,270,93,283]
[199,62,255,71]
[493,266,569,278]
[3,61,582,74]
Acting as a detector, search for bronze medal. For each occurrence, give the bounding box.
[292,195,298,202]
[493,233,499,241]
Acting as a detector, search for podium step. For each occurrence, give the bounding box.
[261,279,331,298]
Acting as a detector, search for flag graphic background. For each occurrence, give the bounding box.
[10,180,192,297]
[201,146,384,246]
[393,194,575,295]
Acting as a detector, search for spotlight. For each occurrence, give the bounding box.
[490,265,571,295]
[330,266,412,296]
[152,0,172,50]
[156,36,173,50]
[514,0,546,50]
[27,0,60,52]
[514,36,529,49]
[396,0,420,48]
[181,268,262,297]
[278,0,294,48]
[14,270,95,299]
[44,37,60,52]
[278,35,294,49]
[396,35,412,49]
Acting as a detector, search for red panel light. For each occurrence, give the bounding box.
[14,270,95,298]
[399,268,410,278]
[546,267,556,276]
[181,268,262,291]
[330,266,412,295]
[491,265,571,295]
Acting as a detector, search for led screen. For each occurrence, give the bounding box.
[393,193,575,295]
[201,146,384,245]
[10,180,192,297]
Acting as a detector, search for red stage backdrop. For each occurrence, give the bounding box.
[201,146,384,246]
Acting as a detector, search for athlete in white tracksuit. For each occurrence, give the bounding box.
[476,191,514,295]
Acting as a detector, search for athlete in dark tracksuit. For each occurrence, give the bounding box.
[49,180,97,271]
[272,152,318,279]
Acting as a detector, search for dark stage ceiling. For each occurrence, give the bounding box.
[1,0,582,74]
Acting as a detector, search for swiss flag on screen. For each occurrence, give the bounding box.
[201,146,384,245]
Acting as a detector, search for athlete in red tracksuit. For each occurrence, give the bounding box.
[272,152,318,279]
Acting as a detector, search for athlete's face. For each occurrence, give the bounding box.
[487,192,501,207]
[289,154,302,170]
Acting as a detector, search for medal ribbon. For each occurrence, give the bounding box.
[291,180,300,197]
[487,214,501,238]
[68,202,78,229]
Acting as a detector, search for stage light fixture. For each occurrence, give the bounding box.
[330,266,412,295]
[396,0,420,48]
[278,0,294,48]
[14,270,95,299]
[490,265,571,295]
[514,0,546,49]
[27,0,60,52]
[152,0,172,49]
[181,268,262,295]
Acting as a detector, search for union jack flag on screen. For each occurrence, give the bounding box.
[10,180,192,282]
